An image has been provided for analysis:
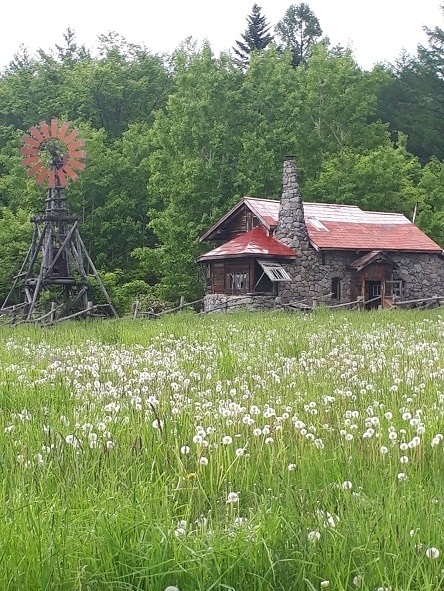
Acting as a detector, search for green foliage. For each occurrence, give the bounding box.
[233,3,274,65]
[99,274,156,314]
[295,45,392,179]
[146,46,246,301]
[377,7,444,164]
[417,157,444,246]
[275,3,323,67]
[0,208,31,302]
[304,135,425,216]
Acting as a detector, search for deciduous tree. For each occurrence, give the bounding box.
[275,3,323,67]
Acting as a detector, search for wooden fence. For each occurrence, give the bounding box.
[1,293,443,326]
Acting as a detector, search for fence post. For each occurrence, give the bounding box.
[179,296,185,312]
[50,301,57,324]
[132,300,140,319]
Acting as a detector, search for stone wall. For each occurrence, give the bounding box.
[277,250,356,303]
[203,293,282,313]
[278,250,444,305]
[391,252,444,300]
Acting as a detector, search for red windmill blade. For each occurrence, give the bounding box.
[21,120,87,188]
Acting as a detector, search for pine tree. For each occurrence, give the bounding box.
[233,4,274,64]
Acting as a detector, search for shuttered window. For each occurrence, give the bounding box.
[257,260,291,282]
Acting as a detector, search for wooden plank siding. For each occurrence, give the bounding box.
[350,263,395,303]
[210,258,255,295]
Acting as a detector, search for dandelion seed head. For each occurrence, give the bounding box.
[307,530,321,542]
[227,492,239,504]
[426,547,440,559]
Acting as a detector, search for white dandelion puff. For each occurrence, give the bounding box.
[227,492,239,504]
[307,530,321,542]
[425,547,440,559]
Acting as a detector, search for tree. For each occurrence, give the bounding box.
[376,6,444,164]
[275,3,323,67]
[293,44,391,182]
[303,136,425,218]
[233,4,274,65]
[144,45,246,301]
[416,157,444,246]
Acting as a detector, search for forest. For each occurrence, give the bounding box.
[0,3,444,312]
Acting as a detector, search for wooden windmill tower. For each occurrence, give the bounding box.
[2,120,118,323]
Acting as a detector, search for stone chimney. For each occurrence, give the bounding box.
[274,158,310,253]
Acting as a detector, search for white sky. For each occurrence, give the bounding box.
[1,0,443,71]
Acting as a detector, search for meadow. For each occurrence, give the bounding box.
[1,309,444,591]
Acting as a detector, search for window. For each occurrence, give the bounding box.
[331,277,341,300]
[385,280,402,298]
[205,263,211,289]
[257,260,291,282]
[372,284,381,297]
[228,272,248,292]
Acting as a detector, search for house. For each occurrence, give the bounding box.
[197,159,444,312]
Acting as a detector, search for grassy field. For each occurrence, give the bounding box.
[1,309,444,591]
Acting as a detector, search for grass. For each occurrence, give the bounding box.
[0,309,444,590]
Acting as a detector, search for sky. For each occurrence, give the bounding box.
[1,0,443,71]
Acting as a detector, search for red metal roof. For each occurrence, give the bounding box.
[196,226,297,261]
[201,198,442,253]
[307,221,442,252]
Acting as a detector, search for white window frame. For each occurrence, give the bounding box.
[257,260,291,282]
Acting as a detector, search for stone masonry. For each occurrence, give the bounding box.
[275,159,321,303]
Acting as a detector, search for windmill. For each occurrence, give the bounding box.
[2,119,118,323]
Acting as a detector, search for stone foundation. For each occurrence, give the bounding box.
[204,294,282,313]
